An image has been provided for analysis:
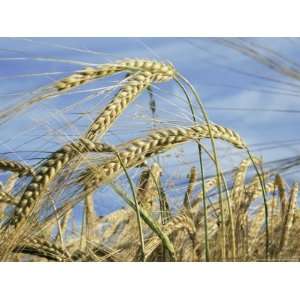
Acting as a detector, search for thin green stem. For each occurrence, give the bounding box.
[174,77,210,261]
[114,152,145,261]
[175,74,226,261]
[246,148,269,260]
[111,182,176,261]
[199,143,236,261]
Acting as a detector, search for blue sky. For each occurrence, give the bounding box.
[0,37,299,215]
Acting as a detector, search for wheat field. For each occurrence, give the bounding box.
[0,38,299,262]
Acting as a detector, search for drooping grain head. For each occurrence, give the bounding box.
[55,59,175,91]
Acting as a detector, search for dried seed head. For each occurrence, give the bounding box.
[54,59,175,91]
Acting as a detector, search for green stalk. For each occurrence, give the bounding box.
[111,182,176,261]
[174,77,210,261]
[176,74,226,261]
[246,148,269,260]
[143,164,169,260]
[199,143,236,261]
[114,152,145,261]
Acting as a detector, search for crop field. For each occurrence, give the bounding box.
[0,38,299,262]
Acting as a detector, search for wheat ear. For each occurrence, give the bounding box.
[84,191,97,245]
[0,159,35,176]
[0,174,19,219]
[274,174,288,219]
[136,163,162,212]
[84,70,174,141]
[0,190,18,206]
[190,176,217,213]
[144,213,196,260]
[55,59,175,91]
[248,198,275,256]
[238,178,275,225]
[9,140,115,227]
[82,124,246,191]
[231,157,261,211]
[13,237,71,262]
[231,157,260,252]
[278,183,299,255]
[183,166,197,209]
[71,244,120,262]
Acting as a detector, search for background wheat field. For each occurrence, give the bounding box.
[0,37,299,262]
